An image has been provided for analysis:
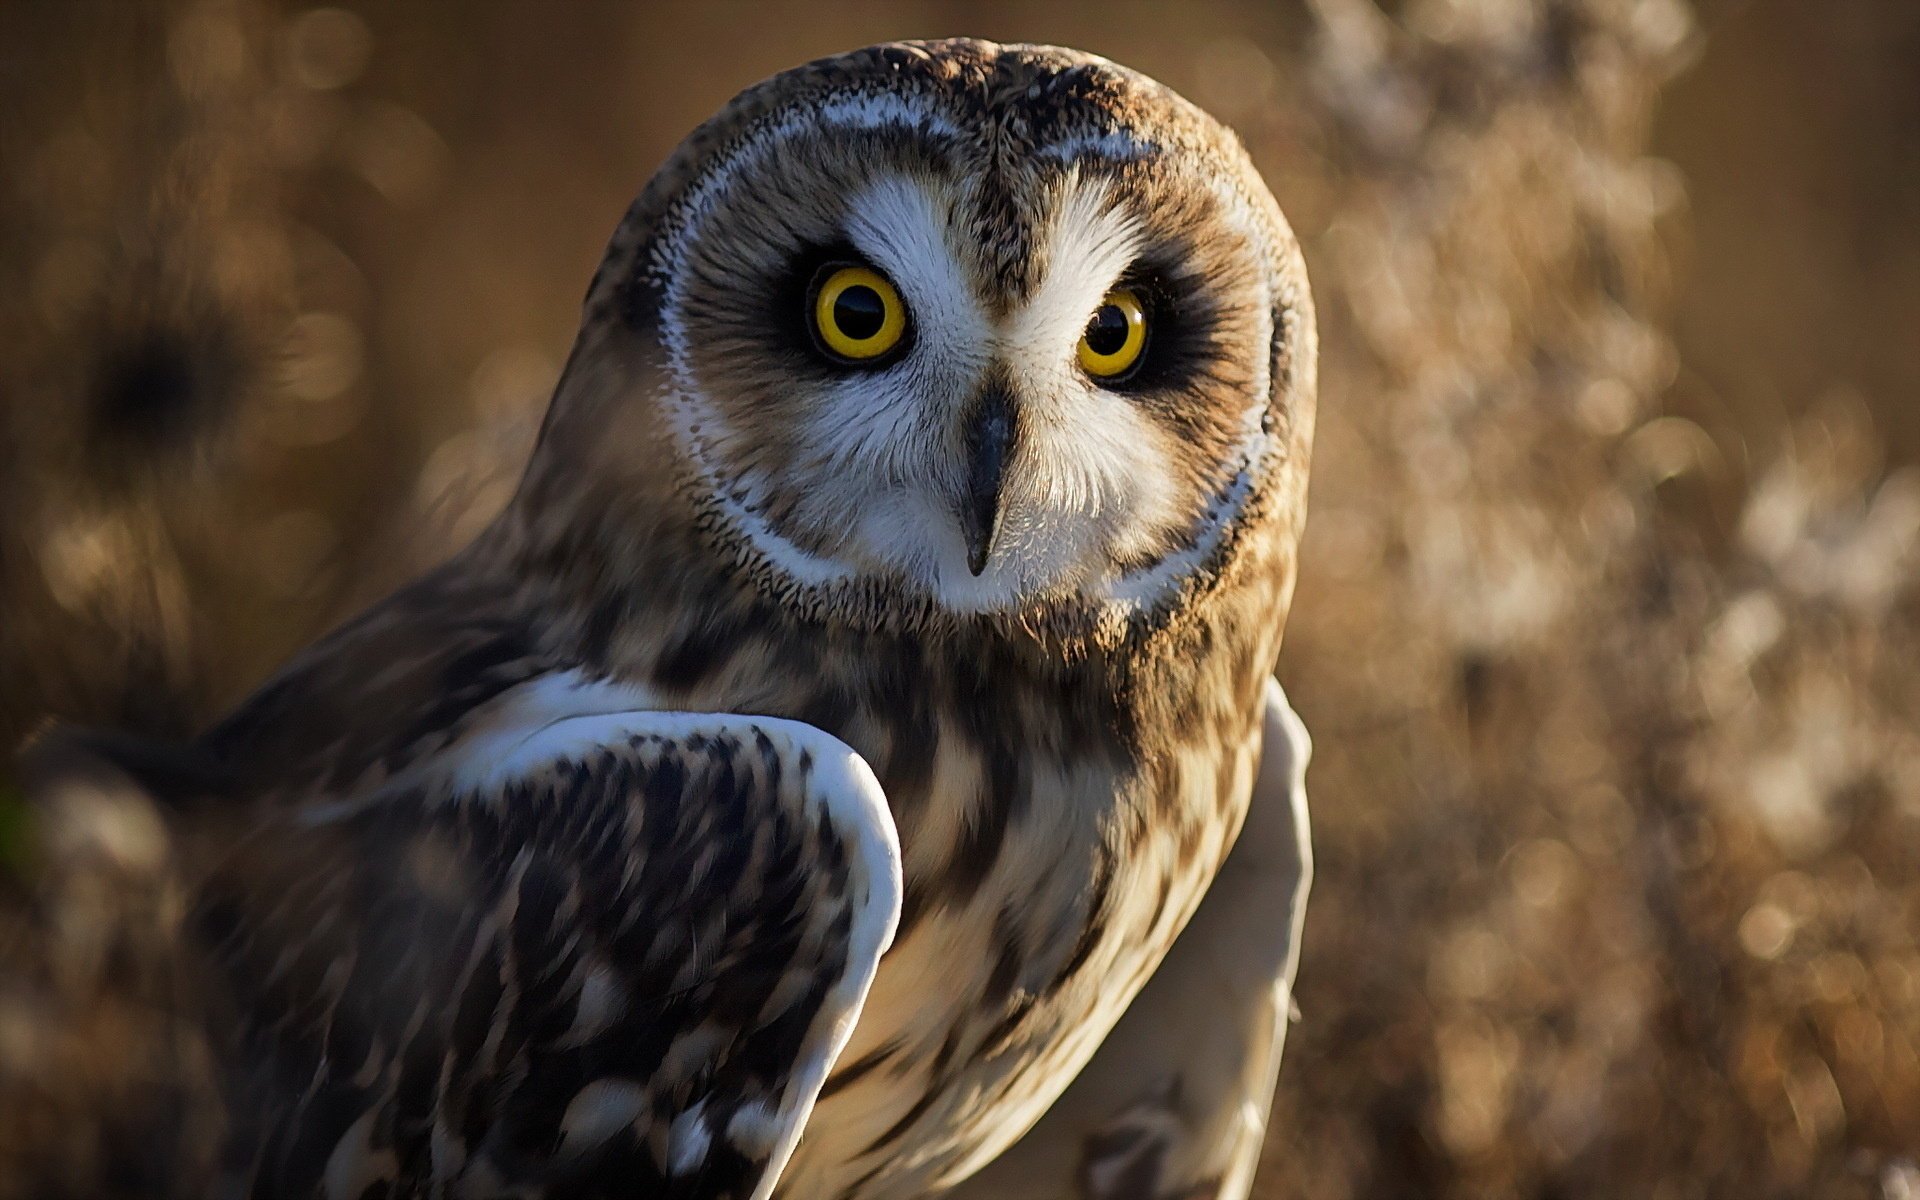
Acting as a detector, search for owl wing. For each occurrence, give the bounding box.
[940,678,1311,1200]
[204,701,902,1200]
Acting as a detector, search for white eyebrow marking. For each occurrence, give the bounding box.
[815,91,963,138]
[1038,130,1159,162]
[841,174,985,371]
[1002,173,1144,366]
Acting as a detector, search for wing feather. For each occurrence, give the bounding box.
[204,695,901,1200]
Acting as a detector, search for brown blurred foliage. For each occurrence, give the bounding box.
[1,1,1915,1197]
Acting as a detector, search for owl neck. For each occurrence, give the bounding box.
[476,479,1070,690]
[473,443,1294,752]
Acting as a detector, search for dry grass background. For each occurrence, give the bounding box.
[1,1,1916,1196]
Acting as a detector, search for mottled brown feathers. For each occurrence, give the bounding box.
[199,718,895,1198]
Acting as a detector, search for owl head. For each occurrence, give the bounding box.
[518,40,1314,633]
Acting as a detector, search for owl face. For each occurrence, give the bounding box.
[565,42,1311,624]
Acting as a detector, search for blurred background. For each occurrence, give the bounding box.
[1,0,1916,1196]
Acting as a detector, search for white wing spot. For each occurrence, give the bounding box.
[559,1079,649,1156]
[322,1109,394,1200]
[725,1098,783,1160]
[668,1100,714,1176]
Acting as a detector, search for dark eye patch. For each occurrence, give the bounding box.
[1099,251,1227,395]
[768,241,854,359]
[768,240,915,369]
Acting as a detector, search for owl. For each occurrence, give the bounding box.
[13,38,1316,1200]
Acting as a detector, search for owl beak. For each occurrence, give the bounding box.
[959,383,1017,577]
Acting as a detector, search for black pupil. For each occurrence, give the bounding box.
[834,285,886,341]
[1085,304,1131,356]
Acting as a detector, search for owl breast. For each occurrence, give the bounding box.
[644,604,1279,1200]
[820,745,1265,1199]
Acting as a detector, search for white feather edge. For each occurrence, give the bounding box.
[1210,677,1312,1200]
[298,671,905,1200]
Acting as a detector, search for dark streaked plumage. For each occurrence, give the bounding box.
[204,710,897,1199]
[945,681,1312,1200]
[14,38,1317,1200]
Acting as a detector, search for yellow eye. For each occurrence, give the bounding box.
[812,265,907,362]
[1077,288,1148,378]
